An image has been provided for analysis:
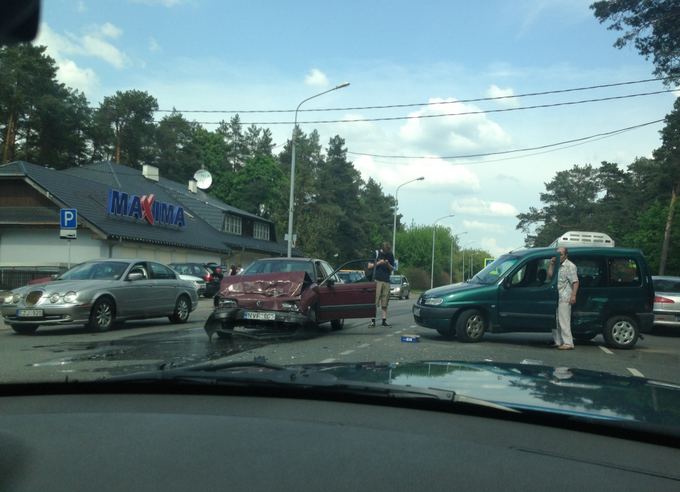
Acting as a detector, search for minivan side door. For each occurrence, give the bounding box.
[497,255,557,332]
[568,253,607,334]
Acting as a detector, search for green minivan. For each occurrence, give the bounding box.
[412,247,655,349]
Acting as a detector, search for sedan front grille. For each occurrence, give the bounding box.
[25,291,43,306]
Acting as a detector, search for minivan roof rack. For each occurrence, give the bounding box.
[549,231,615,248]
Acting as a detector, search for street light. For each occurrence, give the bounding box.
[450,231,467,283]
[392,177,425,262]
[431,214,455,289]
[461,240,472,281]
[286,82,350,257]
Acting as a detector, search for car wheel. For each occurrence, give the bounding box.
[603,315,639,349]
[88,297,115,332]
[455,309,486,342]
[169,295,191,324]
[331,319,344,331]
[573,332,598,341]
[11,324,38,335]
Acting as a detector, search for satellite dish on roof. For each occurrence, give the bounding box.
[194,169,213,190]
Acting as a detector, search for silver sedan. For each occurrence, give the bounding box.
[0,259,199,334]
[652,275,680,329]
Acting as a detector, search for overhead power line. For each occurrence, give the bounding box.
[347,119,664,161]
[152,76,671,114]
[172,89,677,126]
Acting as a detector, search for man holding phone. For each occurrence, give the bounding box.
[547,247,579,350]
[367,242,395,327]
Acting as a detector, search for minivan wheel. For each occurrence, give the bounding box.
[455,309,486,342]
[603,315,639,349]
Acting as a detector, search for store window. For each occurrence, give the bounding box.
[223,214,242,235]
[254,222,270,240]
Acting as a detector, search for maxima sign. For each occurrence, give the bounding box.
[107,189,186,227]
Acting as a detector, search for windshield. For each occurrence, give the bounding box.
[1,0,680,437]
[58,262,129,281]
[469,255,520,284]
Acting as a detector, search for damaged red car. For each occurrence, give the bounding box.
[204,258,376,339]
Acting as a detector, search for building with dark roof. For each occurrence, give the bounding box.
[0,161,294,289]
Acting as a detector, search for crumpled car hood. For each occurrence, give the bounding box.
[218,271,309,298]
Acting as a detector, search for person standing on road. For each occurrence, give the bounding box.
[367,242,395,327]
[547,247,579,350]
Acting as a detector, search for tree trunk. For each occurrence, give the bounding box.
[659,183,677,275]
[2,112,16,163]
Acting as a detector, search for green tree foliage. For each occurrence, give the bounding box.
[0,44,91,167]
[154,111,204,182]
[591,0,680,84]
[92,89,158,166]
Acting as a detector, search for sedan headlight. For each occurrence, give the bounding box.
[424,297,444,306]
[11,293,21,304]
[63,291,78,303]
[49,293,61,303]
[281,301,299,312]
[218,298,237,309]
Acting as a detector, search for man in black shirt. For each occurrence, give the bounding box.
[368,242,395,327]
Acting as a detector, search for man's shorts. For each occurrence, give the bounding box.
[375,280,390,308]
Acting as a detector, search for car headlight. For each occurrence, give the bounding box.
[424,297,444,306]
[281,301,299,312]
[218,298,237,308]
[11,293,21,304]
[63,291,78,303]
[49,293,61,303]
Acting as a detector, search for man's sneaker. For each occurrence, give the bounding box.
[368,319,376,327]
[381,320,391,327]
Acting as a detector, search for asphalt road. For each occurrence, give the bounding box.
[1,297,680,385]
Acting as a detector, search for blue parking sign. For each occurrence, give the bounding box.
[60,209,77,229]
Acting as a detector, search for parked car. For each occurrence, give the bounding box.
[413,247,654,349]
[0,259,199,334]
[390,275,410,299]
[205,257,375,339]
[177,274,207,297]
[652,276,680,329]
[336,270,366,284]
[168,262,221,297]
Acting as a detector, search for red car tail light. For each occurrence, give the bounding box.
[654,295,674,304]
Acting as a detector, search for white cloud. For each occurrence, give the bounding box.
[462,220,504,233]
[148,37,161,53]
[77,1,87,13]
[81,34,127,68]
[399,97,512,156]
[353,155,480,194]
[304,68,329,87]
[479,237,519,257]
[34,23,99,93]
[452,197,519,217]
[486,84,520,107]
[99,22,122,39]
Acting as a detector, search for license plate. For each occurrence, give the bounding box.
[16,309,43,318]
[413,306,421,316]
[243,311,276,321]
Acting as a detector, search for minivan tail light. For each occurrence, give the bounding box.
[654,295,674,304]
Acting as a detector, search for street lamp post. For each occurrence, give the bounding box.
[450,231,467,283]
[461,240,472,281]
[287,82,350,257]
[431,214,455,289]
[392,177,424,262]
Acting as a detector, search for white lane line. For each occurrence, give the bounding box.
[320,358,336,363]
[410,325,417,328]
[395,330,403,334]
[599,346,614,355]
[339,350,355,356]
[385,333,394,337]
[357,343,370,349]
[373,338,383,342]
[627,368,644,377]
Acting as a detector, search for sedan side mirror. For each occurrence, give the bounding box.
[127,272,144,281]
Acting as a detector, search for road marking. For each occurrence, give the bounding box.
[599,346,614,355]
[320,358,337,363]
[395,330,403,334]
[358,343,370,349]
[385,333,394,337]
[627,367,644,377]
[373,338,383,342]
[410,325,417,328]
[339,349,355,356]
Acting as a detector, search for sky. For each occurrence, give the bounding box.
[34,0,679,257]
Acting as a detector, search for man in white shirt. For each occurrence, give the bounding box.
[547,247,579,350]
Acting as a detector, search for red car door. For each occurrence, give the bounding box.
[316,260,375,321]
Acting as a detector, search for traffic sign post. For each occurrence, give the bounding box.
[60,209,78,268]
